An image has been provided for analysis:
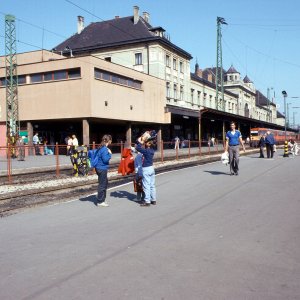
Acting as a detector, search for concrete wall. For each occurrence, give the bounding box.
[0,53,168,124]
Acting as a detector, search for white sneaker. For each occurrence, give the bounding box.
[98,202,109,207]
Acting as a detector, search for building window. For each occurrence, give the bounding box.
[180,85,184,100]
[30,73,43,83]
[94,68,142,90]
[135,53,142,65]
[44,72,53,81]
[54,70,67,80]
[191,89,194,104]
[174,84,177,100]
[68,68,81,79]
[166,54,170,67]
[203,93,207,106]
[18,75,26,84]
[173,58,177,70]
[209,95,212,107]
[166,82,170,98]
[197,91,201,105]
[0,78,7,86]
[179,61,183,73]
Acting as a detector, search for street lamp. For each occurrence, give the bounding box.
[282,91,287,141]
[287,103,292,128]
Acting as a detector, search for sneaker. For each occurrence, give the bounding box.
[151,201,157,205]
[140,202,150,207]
[98,202,109,207]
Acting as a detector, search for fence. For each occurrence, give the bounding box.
[0,140,230,183]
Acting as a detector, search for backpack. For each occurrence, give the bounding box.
[88,147,101,168]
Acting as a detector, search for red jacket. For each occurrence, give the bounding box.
[118,148,134,176]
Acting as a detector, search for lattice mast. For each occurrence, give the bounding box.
[5,14,20,140]
[215,17,227,111]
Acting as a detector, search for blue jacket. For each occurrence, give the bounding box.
[136,142,155,168]
[95,146,112,170]
[265,134,275,145]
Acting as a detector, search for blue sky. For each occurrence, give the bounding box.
[1,0,300,124]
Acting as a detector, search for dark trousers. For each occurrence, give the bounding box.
[259,146,264,158]
[96,169,108,203]
[34,144,40,155]
[266,144,274,158]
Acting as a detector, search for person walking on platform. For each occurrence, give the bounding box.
[225,121,245,176]
[95,135,112,207]
[33,133,41,155]
[258,134,265,158]
[265,131,276,159]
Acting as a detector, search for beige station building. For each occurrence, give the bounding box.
[0,6,287,148]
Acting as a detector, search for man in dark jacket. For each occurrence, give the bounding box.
[258,134,265,158]
[265,131,275,158]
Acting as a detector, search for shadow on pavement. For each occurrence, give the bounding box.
[110,190,137,202]
[79,194,98,206]
[204,170,230,175]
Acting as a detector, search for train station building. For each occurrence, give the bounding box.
[0,6,289,148]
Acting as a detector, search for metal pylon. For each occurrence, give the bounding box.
[215,17,227,111]
[5,14,20,141]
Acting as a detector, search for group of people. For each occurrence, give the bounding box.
[94,132,157,208]
[258,131,276,159]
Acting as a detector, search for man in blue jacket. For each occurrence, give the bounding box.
[225,121,246,175]
[265,131,276,158]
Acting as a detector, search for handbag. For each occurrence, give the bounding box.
[133,176,143,193]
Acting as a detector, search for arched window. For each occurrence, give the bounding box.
[244,103,250,118]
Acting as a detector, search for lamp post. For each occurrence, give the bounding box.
[287,103,292,128]
[282,91,287,141]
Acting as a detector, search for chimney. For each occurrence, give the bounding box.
[133,6,139,24]
[143,12,150,23]
[77,16,84,34]
[208,73,213,82]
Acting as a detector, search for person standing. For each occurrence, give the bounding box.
[174,136,180,150]
[33,133,41,155]
[95,135,112,207]
[135,134,156,207]
[265,131,276,158]
[225,121,245,176]
[66,136,73,156]
[258,134,265,158]
[16,136,25,161]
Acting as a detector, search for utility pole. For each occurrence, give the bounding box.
[216,17,227,111]
[5,14,20,144]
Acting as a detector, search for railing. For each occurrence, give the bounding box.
[0,140,255,184]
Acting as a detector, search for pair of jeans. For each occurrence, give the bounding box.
[96,169,108,203]
[228,145,239,173]
[142,166,156,204]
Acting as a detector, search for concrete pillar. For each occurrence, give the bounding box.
[125,123,132,148]
[82,119,90,146]
[157,126,162,151]
[27,121,34,155]
[222,121,226,146]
